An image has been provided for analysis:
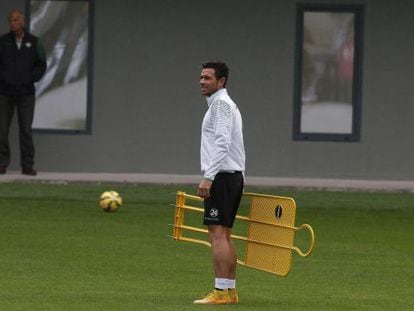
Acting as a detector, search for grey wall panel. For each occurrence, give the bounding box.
[1,0,414,180]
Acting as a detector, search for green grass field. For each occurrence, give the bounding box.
[0,182,413,310]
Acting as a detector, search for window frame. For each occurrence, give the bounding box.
[293,3,364,142]
[25,0,95,134]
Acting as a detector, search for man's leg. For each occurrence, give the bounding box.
[225,229,239,303]
[226,229,237,279]
[208,225,234,279]
[194,225,233,305]
[194,173,242,304]
[16,95,35,170]
[0,95,15,169]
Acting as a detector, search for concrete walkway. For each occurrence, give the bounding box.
[1,171,414,192]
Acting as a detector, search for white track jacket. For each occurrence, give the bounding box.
[200,88,245,181]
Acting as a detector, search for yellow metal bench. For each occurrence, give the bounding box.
[171,191,315,276]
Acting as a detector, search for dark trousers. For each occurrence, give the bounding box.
[0,94,35,168]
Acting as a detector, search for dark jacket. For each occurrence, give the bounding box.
[0,31,47,96]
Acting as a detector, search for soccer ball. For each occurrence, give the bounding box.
[100,191,122,212]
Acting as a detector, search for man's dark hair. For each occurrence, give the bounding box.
[202,61,229,87]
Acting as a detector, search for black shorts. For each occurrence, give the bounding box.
[203,171,244,228]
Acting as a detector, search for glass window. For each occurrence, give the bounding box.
[293,4,364,141]
[26,0,94,133]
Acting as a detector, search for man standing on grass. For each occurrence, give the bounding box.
[195,61,246,305]
[0,10,47,176]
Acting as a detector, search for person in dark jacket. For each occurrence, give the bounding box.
[0,10,47,175]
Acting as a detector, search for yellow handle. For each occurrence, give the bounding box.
[292,224,315,257]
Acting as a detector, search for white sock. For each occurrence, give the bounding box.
[227,279,236,289]
[215,278,228,290]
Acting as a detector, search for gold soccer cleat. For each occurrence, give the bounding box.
[193,289,230,305]
[228,288,239,304]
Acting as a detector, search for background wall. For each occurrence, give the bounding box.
[1,0,413,180]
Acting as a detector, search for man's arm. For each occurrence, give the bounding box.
[0,37,5,82]
[198,100,233,198]
[203,100,233,180]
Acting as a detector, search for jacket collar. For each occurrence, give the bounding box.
[9,29,27,39]
[206,88,227,107]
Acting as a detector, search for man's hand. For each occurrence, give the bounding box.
[198,179,212,198]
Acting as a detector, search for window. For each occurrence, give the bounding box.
[293,4,364,141]
[26,0,94,133]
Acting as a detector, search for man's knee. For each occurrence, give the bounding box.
[208,225,229,244]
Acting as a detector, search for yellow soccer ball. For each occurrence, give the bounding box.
[100,191,122,212]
